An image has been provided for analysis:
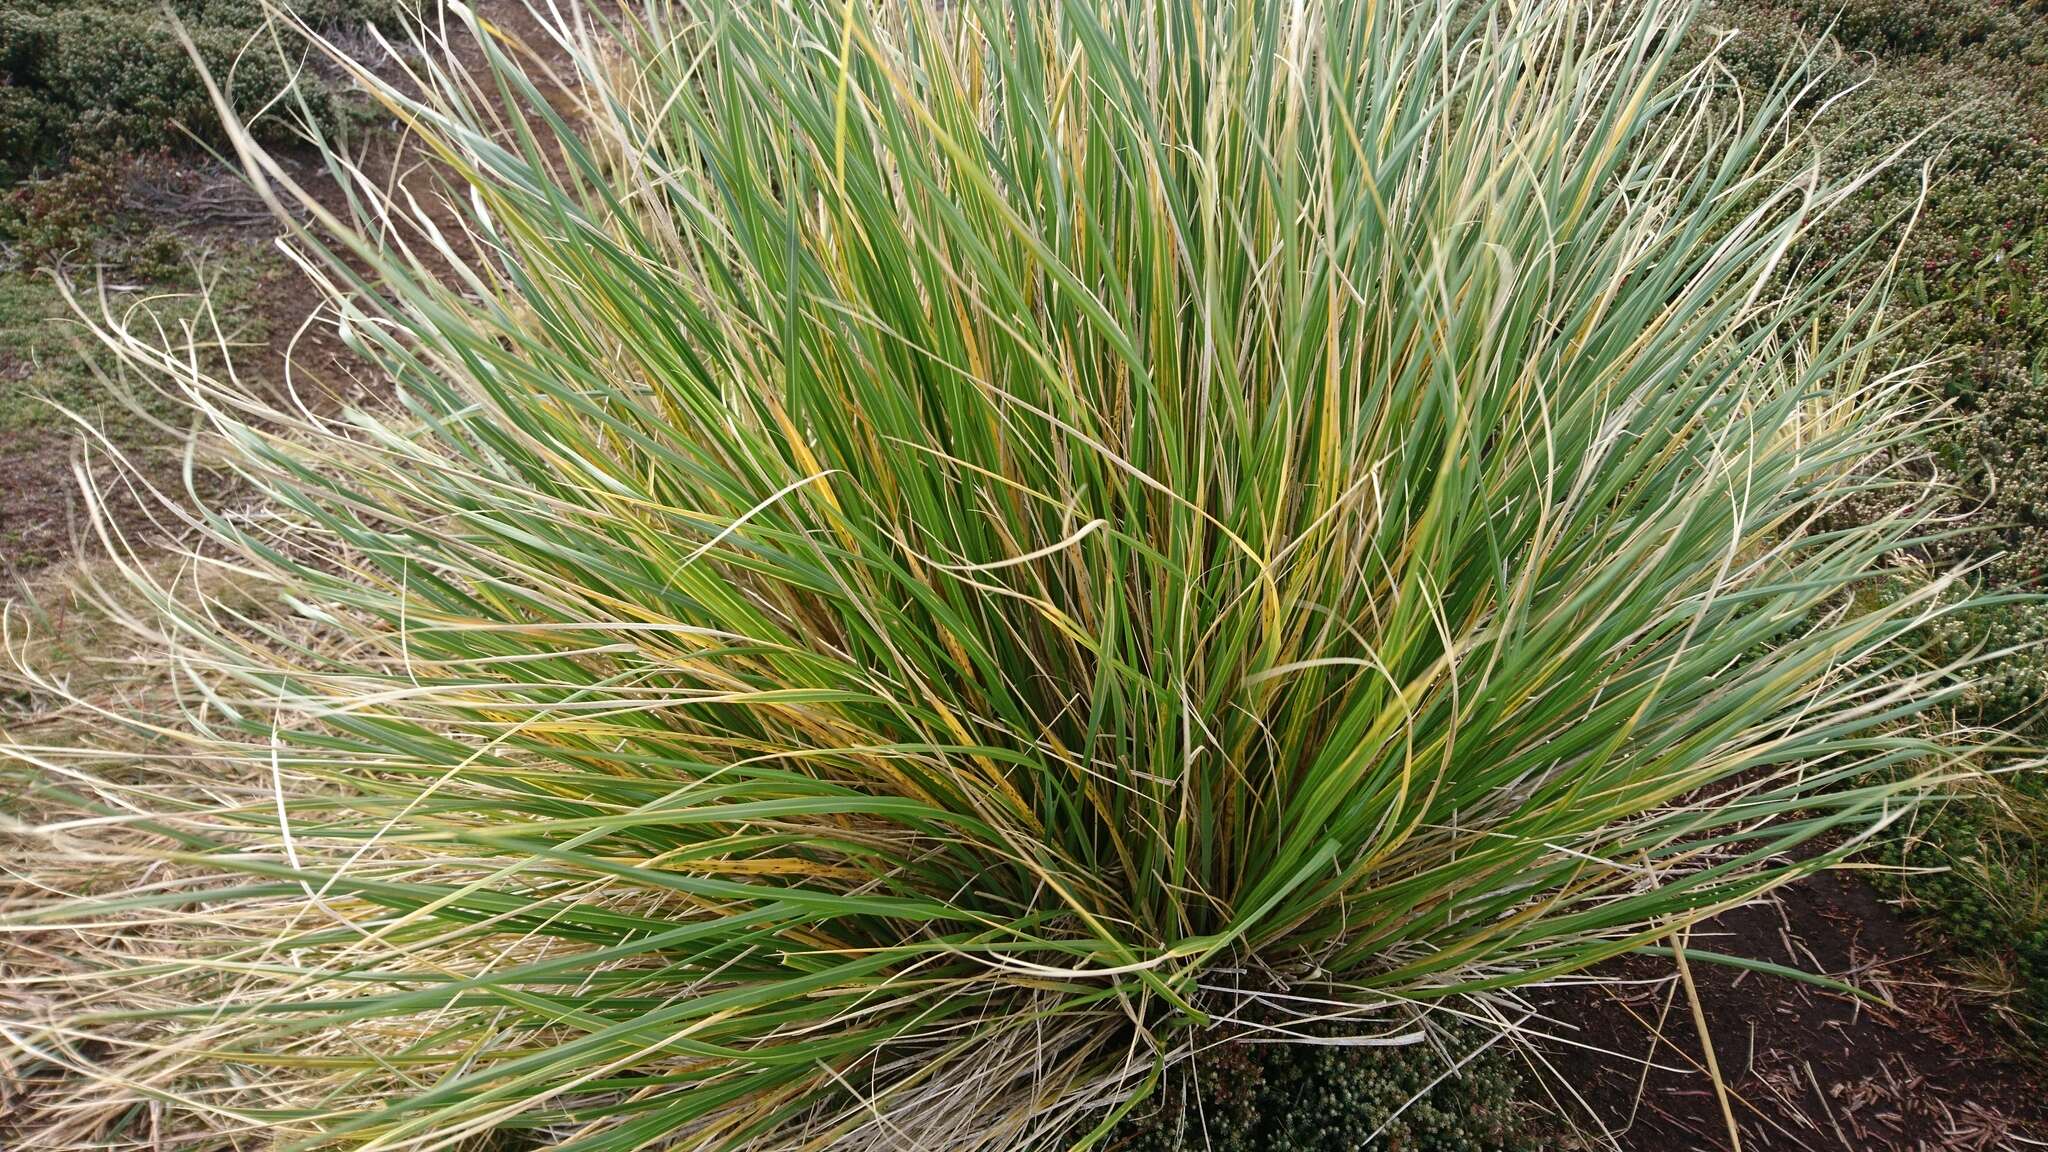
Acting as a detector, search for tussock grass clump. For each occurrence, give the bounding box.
[0,0,1986,1146]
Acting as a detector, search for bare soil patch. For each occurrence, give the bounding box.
[1537,870,2047,1150]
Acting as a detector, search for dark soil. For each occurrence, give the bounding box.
[1535,869,2048,1150]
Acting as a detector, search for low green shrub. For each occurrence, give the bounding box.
[2022,925,2048,1020]
[1864,772,2048,1033]
[1861,0,2045,62]
[0,153,123,267]
[1116,1027,1527,1152]
[1804,78,2048,378]
[0,150,227,272]
[0,0,403,182]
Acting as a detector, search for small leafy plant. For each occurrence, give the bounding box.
[1114,1023,1528,1152]
[0,0,1986,1147]
[0,0,402,181]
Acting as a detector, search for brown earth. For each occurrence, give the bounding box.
[1535,869,2048,1150]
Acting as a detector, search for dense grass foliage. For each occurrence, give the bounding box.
[1,0,1986,1146]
